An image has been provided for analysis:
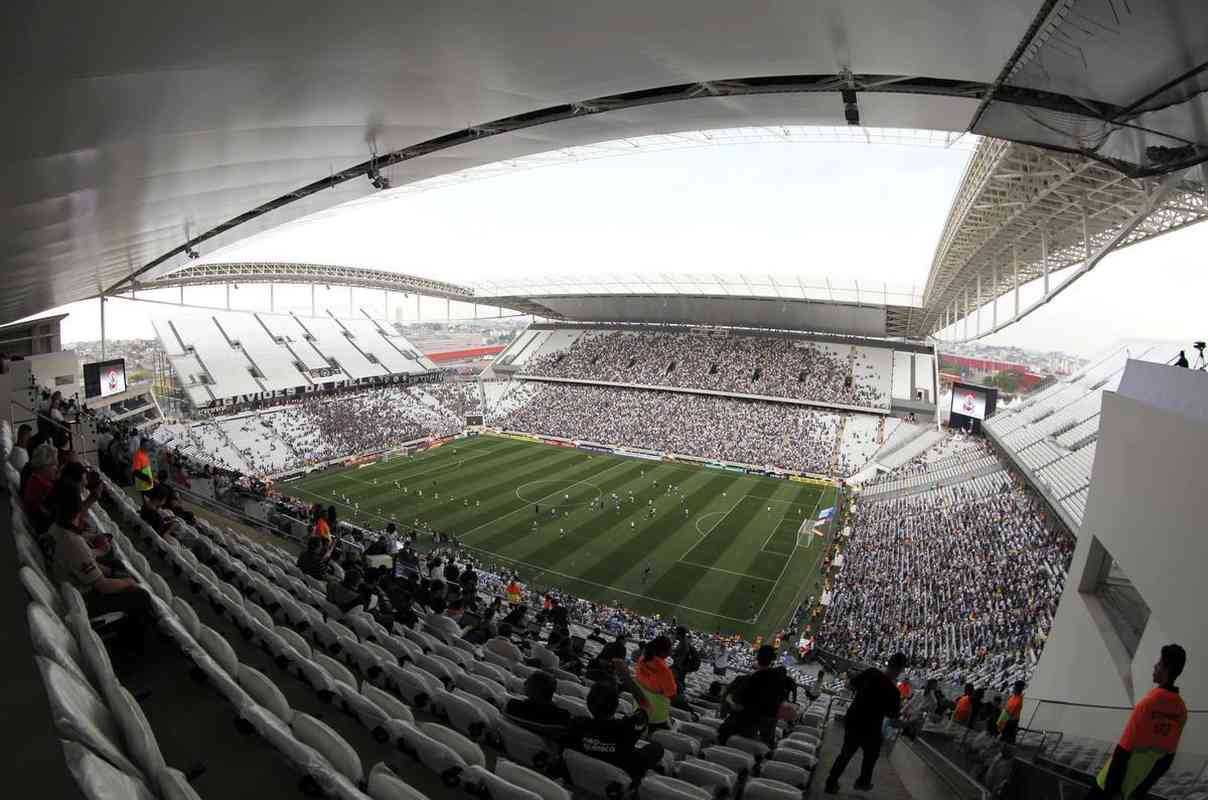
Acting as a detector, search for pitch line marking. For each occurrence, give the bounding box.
[679,495,744,562]
[753,484,833,621]
[459,458,632,543]
[677,561,778,582]
[460,545,754,623]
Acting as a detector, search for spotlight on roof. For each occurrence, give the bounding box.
[367,168,390,190]
[185,245,200,260]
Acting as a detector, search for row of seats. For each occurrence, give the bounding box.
[118,482,825,800]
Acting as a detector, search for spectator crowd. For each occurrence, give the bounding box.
[816,478,1074,689]
[497,383,843,474]
[521,331,891,410]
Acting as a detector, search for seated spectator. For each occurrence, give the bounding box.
[48,489,153,652]
[719,645,793,745]
[21,443,60,532]
[9,423,31,471]
[425,597,466,642]
[326,567,365,613]
[486,623,524,663]
[505,670,570,736]
[139,484,174,536]
[54,461,103,522]
[297,537,329,580]
[565,680,664,780]
[159,485,196,526]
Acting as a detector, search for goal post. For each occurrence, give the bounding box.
[796,518,814,549]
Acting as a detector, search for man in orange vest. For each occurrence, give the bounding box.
[997,681,1025,743]
[132,438,154,493]
[953,683,975,726]
[1089,644,1188,800]
[506,578,523,605]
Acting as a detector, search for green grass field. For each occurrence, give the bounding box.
[279,434,836,640]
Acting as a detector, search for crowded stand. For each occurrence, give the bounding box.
[7,374,1151,800]
[833,414,883,478]
[816,475,1074,690]
[519,330,893,410]
[498,382,843,474]
[422,382,484,421]
[264,387,461,467]
[484,381,542,426]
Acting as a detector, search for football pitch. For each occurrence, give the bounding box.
[280,434,837,639]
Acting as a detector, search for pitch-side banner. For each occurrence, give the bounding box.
[952,387,988,420]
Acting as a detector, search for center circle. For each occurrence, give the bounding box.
[515,479,603,507]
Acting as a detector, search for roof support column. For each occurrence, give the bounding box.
[976,273,982,337]
[269,281,275,313]
[1013,246,1019,320]
[1083,206,1090,263]
[99,295,106,360]
[180,285,184,305]
[992,263,998,329]
[349,286,354,315]
[963,286,969,340]
[416,294,420,321]
[384,289,388,318]
[446,298,451,320]
[1042,228,1050,298]
[226,283,231,310]
[310,283,315,316]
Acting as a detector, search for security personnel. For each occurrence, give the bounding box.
[998,681,1025,743]
[1089,644,1188,799]
[953,683,975,726]
[132,438,154,493]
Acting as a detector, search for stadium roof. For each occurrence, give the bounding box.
[5,1,1208,330]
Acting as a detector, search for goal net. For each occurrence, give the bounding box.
[796,518,815,548]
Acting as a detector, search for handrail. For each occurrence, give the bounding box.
[904,735,990,800]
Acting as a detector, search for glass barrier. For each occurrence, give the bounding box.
[1024,700,1207,799]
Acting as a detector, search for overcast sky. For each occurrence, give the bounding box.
[40,136,1208,358]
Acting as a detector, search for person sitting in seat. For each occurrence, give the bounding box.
[486,622,525,663]
[138,484,175,537]
[48,489,152,653]
[21,443,60,533]
[326,566,365,613]
[425,596,466,641]
[505,670,570,737]
[565,677,664,780]
[297,536,329,580]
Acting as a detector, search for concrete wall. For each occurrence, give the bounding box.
[1025,362,1208,760]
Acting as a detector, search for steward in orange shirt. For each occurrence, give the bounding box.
[953,683,975,725]
[635,636,677,730]
[997,681,1025,743]
[1090,644,1188,800]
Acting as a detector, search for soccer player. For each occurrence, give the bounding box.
[1088,644,1188,800]
[559,528,565,537]
[642,565,652,582]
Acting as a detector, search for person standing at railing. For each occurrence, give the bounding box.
[132,437,154,493]
[998,681,1025,743]
[1088,644,1188,800]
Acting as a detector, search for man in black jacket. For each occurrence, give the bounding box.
[824,653,907,794]
[718,645,792,745]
